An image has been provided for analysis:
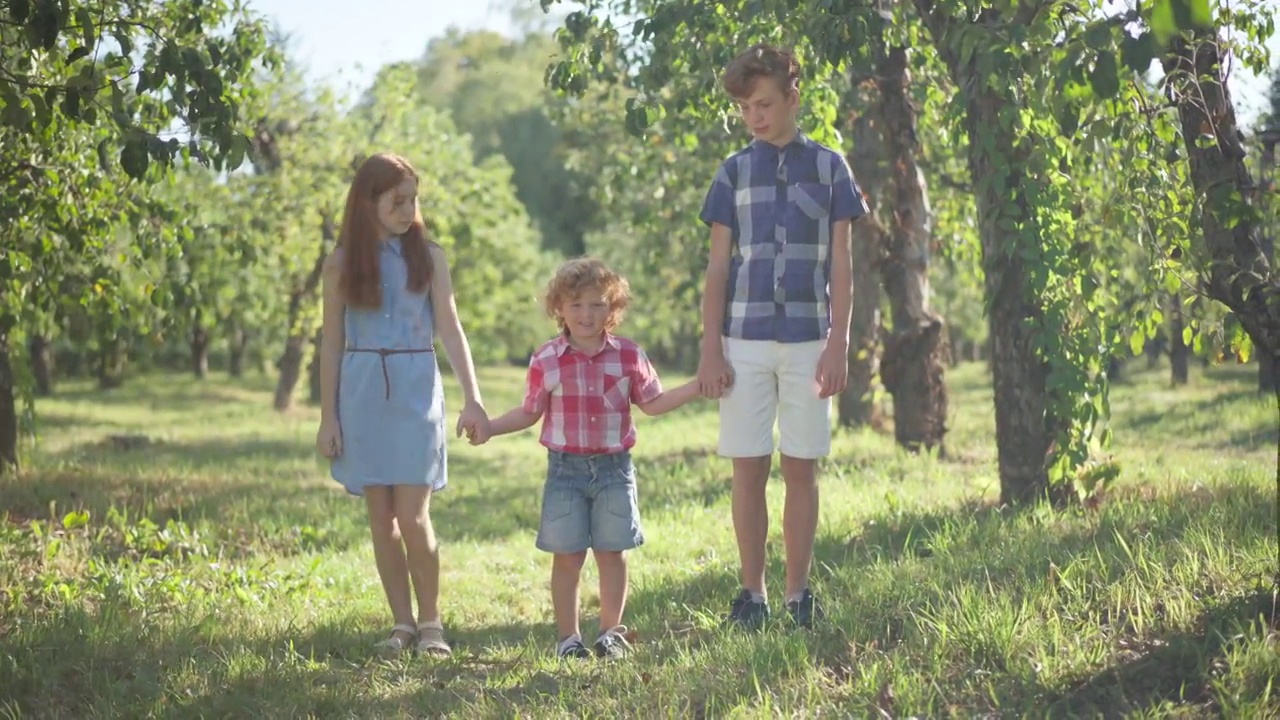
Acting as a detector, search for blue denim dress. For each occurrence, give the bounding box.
[330,237,446,495]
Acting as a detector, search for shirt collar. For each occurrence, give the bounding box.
[750,130,809,156]
[554,333,619,357]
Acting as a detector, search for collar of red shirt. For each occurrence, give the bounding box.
[553,333,619,357]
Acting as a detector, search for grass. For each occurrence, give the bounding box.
[1,359,1276,718]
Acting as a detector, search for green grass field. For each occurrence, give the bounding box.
[1,360,1276,718]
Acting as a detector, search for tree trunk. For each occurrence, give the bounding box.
[307,327,323,405]
[838,108,887,429]
[97,335,126,390]
[228,320,248,378]
[0,314,17,473]
[873,45,949,453]
[191,314,210,380]
[1169,293,1189,385]
[274,215,333,411]
[914,1,1060,505]
[1163,31,1280,383]
[29,333,53,397]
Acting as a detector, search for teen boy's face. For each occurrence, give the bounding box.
[736,76,798,146]
[375,177,418,238]
[558,288,610,342]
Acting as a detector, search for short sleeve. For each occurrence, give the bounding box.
[830,152,868,222]
[521,356,549,414]
[698,163,737,229]
[629,346,663,405]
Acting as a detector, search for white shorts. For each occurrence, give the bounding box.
[717,337,832,459]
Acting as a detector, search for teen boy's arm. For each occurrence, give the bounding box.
[817,152,869,399]
[817,219,853,398]
[697,222,735,399]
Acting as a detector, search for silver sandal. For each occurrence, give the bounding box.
[416,620,451,656]
[374,623,417,657]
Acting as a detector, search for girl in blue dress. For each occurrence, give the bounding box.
[315,152,489,657]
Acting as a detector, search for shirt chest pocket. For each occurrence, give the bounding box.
[792,182,832,222]
[601,371,631,411]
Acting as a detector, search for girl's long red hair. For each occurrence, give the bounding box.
[338,152,433,308]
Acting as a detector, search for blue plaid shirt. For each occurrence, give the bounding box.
[699,133,867,343]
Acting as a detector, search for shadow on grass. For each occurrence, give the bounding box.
[46,374,278,411]
[1039,585,1279,717]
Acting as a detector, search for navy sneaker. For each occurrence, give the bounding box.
[556,635,591,659]
[725,588,770,630]
[593,626,631,660]
[785,589,824,629]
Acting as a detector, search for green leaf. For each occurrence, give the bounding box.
[97,138,113,172]
[59,89,81,119]
[1121,32,1158,73]
[75,7,95,50]
[1128,326,1146,356]
[62,510,90,530]
[1089,51,1121,99]
[113,28,133,58]
[1150,0,1179,43]
[26,0,61,50]
[1181,325,1193,346]
[120,136,150,179]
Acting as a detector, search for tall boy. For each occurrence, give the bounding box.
[696,43,867,629]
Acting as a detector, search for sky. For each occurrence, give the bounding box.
[244,0,1277,125]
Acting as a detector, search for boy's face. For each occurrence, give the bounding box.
[558,287,610,343]
[735,76,798,146]
[375,177,419,237]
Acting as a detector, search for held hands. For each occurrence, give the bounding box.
[456,400,491,445]
[815,341,849,399]
[696,347,734,399]
[316,420,343,459]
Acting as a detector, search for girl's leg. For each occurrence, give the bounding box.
[391,485,439,623]
[594,550,628,630]
[551,551,588,640]
[365,486,414,645]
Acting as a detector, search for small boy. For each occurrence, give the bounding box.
[696,43,868,630]
[474,257,700,659]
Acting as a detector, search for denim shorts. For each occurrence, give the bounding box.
[536,450,644,554]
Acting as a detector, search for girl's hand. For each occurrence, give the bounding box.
[456,401,489,443]
[316,420,343,459]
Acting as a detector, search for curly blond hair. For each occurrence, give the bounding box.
[544,257,630,335]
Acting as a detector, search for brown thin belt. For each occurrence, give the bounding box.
[345,346,434,399]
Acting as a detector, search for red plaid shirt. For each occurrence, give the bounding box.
[521,334,663,455]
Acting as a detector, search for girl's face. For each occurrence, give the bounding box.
[558,287,610,346]
[375,177,418,238]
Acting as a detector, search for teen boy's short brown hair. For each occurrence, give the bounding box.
[722,43,800,100]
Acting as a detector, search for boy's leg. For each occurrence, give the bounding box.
[536,453,592,657]
[590,452,643,657]
[594,550,628,631]
[778,456,818,597]
[551,551,589,642]
[731,457,772,595]
[777,339,832,626]
[718,339,778,626]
